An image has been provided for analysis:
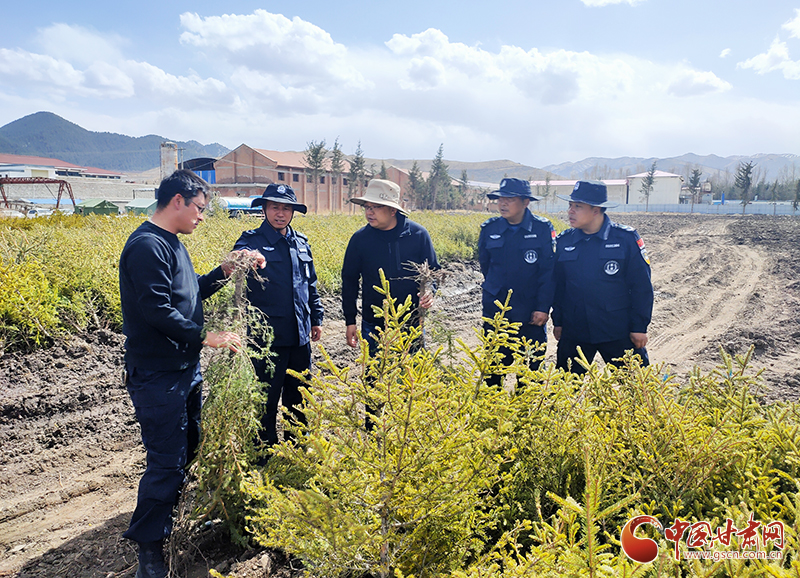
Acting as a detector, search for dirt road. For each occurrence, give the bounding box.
[1,213,798,577]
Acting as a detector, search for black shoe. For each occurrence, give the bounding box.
[135,540,167,578]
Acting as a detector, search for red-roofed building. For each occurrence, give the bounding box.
[215,144,411,214]
[0,153,124,179]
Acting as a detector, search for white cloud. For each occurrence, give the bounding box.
[782,9,800,38]
[400,57,446,90]
[179,10,367,89]
[667,69,732,97]
[34,23,125,67]
[737,37,800,80]
[122,61,234,105]
[719,48,731,58]
[0,48,84,89]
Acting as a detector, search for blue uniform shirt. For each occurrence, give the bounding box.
[552,214,653,344]
[478,209,556,324]
[235,221,323,348]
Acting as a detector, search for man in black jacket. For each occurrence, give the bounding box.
[341,179,440,352]
[119,170,263,578]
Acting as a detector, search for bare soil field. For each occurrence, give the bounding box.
[1,213,799,577]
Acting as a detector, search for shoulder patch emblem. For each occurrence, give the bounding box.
[637,237,650,264]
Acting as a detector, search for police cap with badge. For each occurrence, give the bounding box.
[557,180,617,208]
[251,183,308,214]
[487,177,541,201]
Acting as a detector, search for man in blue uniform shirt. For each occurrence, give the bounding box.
[552,180,653,373]
[479,178,556,386]
[119,169,264,578]
[234,183,323,450]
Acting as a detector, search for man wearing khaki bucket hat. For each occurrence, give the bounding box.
[342,179,440,353]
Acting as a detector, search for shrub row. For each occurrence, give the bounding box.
[0,210,548,350]
[194,289,800,577]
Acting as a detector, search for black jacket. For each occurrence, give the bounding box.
[119,220,226,371]
[341,213,439,327]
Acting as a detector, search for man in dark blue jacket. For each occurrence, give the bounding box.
[342,179,439,350]
[234,184,323,449]
[479,178,556,385]
[119,170,264,578]
[552,180,653,374]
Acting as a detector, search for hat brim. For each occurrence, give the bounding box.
[487,191,541,201]
[251,197,308,214]
[350,196,408,215]
[556,194,618,208]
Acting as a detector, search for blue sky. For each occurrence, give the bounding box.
[1,1,799,167]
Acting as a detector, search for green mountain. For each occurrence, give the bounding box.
[0,112,229,173]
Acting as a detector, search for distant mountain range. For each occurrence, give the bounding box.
[542,153,800,184]
[0,112,229,173]
[1,112,797,183]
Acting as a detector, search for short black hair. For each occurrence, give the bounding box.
[156,169,210,208]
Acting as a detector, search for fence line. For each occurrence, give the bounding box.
[535,201,800,216]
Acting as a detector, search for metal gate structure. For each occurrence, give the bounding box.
[0,177,77,210]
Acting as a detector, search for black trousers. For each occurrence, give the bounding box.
[556,337,649,374]
[252,342,311,446]
[123,362,202,544]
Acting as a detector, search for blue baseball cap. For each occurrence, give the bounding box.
[487,178,540,201]
[557,180,618,208]
[251,183,307,214]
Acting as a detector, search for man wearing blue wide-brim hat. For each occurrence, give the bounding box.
[552,180,653,373]
[234,183,323,457]
[479,177,556,386]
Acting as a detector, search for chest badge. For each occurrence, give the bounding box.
[489,234,501,239]
[604,260,620,275]
[524,250,538,264]
[262,246,275,251]
[564,246,576,252]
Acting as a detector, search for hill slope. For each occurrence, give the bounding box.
[0,112,229,173]
[542,153,800,182]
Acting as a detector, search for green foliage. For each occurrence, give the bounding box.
[735,161,756,213]
[0,209,562,351]
[639,161,657,211]
[235,297,799,577]
[245,273,518,578]
[348,141,368,198]
[190,262,273,545]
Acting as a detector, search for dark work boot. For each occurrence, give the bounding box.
[135,540,168,578]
